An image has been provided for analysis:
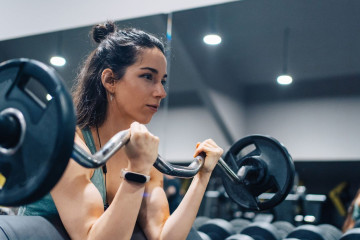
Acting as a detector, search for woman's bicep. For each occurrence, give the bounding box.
[51,157,104,240]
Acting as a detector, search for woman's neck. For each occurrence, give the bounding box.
[96,108,133,145]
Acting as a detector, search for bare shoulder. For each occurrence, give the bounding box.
[52,128,94,192]
[62,128,94,180]
[50,128,104,239]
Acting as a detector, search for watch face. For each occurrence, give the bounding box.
[125,172,147,183]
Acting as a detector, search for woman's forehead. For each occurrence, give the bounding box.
[133,48,167,70]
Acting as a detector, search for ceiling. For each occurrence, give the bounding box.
[1,0,359,107]
[0,0,236,41]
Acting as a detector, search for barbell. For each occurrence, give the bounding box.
[0,58,295,211]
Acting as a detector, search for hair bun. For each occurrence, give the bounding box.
[92,21,116,43]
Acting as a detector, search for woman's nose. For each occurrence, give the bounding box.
[154,83,167,99]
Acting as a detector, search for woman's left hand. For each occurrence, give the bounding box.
[193,139,223,175]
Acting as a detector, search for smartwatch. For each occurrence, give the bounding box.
[121,169,150,184]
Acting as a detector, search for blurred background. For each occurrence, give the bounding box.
[1,0,360,229]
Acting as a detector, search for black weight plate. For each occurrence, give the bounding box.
[286,224,326,240]
[197,231,212,240]
[222,135,295,211]
[226,234,255,240]
[193,216,211,230]
[318,224,342,240]
[240,222,282,240]
[340,228,360,240]
[198,218,235,240]
[0,58,75,206]
[272,221,295,239]
[230,218,252,234]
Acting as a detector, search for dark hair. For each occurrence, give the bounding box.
[72,21,165,129]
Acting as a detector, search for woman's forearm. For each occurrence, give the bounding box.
[88,181,146,240]
[160,172,211,240]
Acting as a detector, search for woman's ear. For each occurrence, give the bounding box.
[101,68,116,93]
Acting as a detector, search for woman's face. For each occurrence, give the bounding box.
[113,47,167,124]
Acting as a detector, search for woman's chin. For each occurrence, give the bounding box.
[137,116,153,125]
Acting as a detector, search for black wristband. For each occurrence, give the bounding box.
[121,169,150,184]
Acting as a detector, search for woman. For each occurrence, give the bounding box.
[343,189,360,232]
[19,21,223,240]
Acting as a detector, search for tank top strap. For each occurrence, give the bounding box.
[80,126,106,205]
[81,126,97,154]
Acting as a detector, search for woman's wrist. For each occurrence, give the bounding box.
[127,163,152,176]
[195,170,212,182]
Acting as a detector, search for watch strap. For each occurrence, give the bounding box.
[121,169,150,183]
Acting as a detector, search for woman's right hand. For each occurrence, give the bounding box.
[124,122,159,174]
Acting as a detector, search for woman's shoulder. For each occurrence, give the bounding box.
[69,127,95,178]
[75,126,85,140]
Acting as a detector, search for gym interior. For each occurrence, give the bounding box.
[1,0,360,239]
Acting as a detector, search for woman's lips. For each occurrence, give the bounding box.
[146,104,159,112]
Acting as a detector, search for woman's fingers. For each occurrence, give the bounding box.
[193,139,223,157]
[126,122,159,173]
[193,139,223,173]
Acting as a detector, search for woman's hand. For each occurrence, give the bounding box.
[125,122,159,174]
[145,139,223,240]
[193,139,223,175]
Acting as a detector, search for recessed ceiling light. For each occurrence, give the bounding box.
[277,75,293,85]
[46,94,53,101]
[203,34,222,45]
[50,56,66,67]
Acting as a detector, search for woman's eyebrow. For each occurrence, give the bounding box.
[140,67,158,73]
[141,67,167,78]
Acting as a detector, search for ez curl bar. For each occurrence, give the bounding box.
[0,59,295,211]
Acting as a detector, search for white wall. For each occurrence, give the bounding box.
[148,106,228,162]
[245,97,360,161]
[208,89,246,142]
[148,95,360,162]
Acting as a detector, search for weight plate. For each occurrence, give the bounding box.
[272,221,295,239]
[222,135,295,211]
[193,216,211,230]
[318,224,342,240]
[241,222,282,240]
[226,234,255,240]
[340,228,360,240]
[0,58,75,206]
[230,218,251,234]
[198,218,235,240]
[286,224,326,240]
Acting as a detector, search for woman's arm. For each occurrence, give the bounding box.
[343,190,360,232]
[51,134,146,240]
[51,122,158,240]
[139,139,223,240]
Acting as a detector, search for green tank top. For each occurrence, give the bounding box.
[18,127,106,216]
[353,203,360,221]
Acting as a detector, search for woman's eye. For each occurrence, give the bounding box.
[161,80,167,86]
[141,74,153,80]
